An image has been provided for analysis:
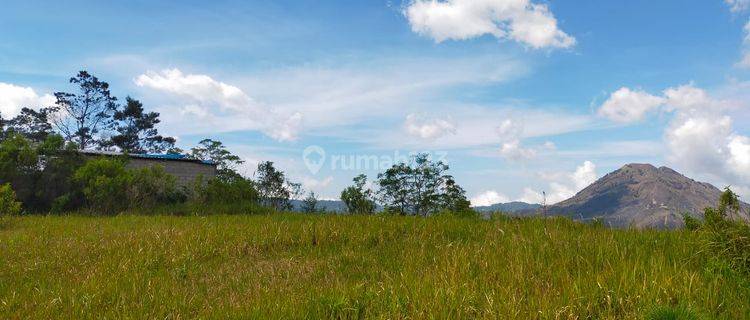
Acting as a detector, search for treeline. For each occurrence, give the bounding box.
[0,71,473,217]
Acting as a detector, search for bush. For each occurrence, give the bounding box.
[0,183,22,217]
[188,175,258,205]
[74,158,130,215]
[128,165,181,209]
[687,188,750,275]
[74,158,187,214]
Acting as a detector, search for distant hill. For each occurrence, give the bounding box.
[473,201,541,213]
[290,199,348,212]
[546,163,749,228]
[291,199,539,215]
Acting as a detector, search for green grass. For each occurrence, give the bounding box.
[1,214,749,319]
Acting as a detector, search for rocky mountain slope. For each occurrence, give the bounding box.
[545,163,749,228]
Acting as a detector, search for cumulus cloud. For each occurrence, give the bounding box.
[726,0,750,12]
[520,161,598,204]
[135,69,302,141]
[495,119,553,161]
[0,83,55,118]
[660,85,750,193]
[597,87,665,123]
[599,83,750,192]
[470,190,510,206]
[404,0,575,49]
[404,113,456,139]
[598,84,729,123]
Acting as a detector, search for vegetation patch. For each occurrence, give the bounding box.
[1,214,749,319]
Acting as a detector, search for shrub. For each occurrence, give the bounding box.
[188,175,258,205]
[128,165,180,209]
[0,183,22,217]
[687,188,750,275]
[73,158,131,215]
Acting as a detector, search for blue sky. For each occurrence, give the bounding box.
[1,0,750,204]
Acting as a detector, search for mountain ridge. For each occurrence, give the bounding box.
[545,163,749,228]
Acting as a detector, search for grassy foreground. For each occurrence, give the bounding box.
[1,214,749,319]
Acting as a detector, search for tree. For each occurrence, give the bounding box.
[0,112,7,141]
[340,174,376,214]
[0,132,84,212]
[441,176,471,213]
[190,139,243,181]
[0,183,22,217]
[301,191,321,213]
[7,107,55,143]
[376,153,467,216]
[53,71,118,149]
[106,97,176,154]
[0,133,41,204]
[254,161,301,211]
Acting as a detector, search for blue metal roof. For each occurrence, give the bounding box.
[81,150,215,165]
[135,153,215,165]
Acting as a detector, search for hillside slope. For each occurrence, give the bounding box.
[547,163,749,228]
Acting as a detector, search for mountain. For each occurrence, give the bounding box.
[545,163,749,229]
[473,201,541,213]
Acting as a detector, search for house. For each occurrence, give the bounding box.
[81,151,217,187]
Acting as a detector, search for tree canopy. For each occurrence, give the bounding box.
[106,97,176,154]
[53,71,118,149]
[377,153,470,216]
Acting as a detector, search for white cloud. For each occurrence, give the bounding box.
[404,0,575,49]
[726,0,750,12]
[500,139,537,160]
[302,176,334,191]
[470,190,510,206]
[657,85,749,183]
[135,69,302,141]
[601,83,750,190]
[666,114,750,182]
[572,160,597,190]
[663,84,726,112]
[521,161,598,204]
[0,83,55,118]
[135,69,253,110]
[404,113,456,139]
[494,118,549,161]
[598,84,730,123]
[728,135,750,175]
[597,87,665,123]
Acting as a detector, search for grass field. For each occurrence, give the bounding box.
[1,214,749,319]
